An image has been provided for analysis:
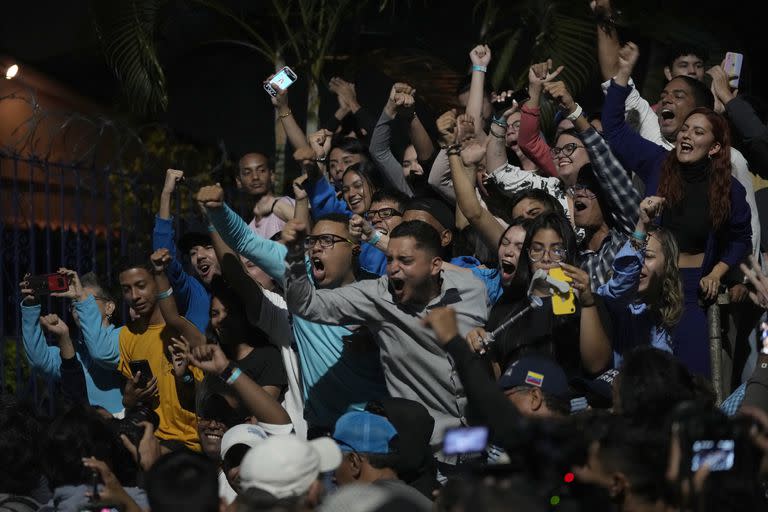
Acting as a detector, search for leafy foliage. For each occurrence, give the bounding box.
[91,0,169,116]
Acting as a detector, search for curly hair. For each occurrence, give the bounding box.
[646,226,683,330]
[657,107,732,229]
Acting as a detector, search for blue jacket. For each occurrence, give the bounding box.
[596,241,672,368]
[206,204,388,428]
[21,301,123,413]
[304,175,388,276]
[602,80,752,274]
[152,215,210,332]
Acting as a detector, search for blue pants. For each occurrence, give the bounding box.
[672,267,710,377]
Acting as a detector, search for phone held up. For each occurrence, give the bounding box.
[723,52,743,89]
[27,273,71,296]
[442,425,490,456]
[264,66,298,97]
[128,359,154,389]
[548,267,576,316]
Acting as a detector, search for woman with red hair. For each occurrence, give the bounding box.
[604,106,751,376]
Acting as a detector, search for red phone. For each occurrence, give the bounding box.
[27,273,71,296]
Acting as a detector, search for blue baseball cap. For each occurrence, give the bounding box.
[333,411,398,454]
[498,354,571,400]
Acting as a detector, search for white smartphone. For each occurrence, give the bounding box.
[723,52,743,89]
[264,66,298,97]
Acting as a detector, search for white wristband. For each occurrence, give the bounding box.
[566,103,583,122]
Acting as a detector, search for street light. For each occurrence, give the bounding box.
[5,64,19,80]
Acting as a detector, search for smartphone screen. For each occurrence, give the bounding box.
[442,426,489,455]
[270,68,297,90]
[690,439,735,472]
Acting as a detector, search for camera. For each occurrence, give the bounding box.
[110,406,159,448]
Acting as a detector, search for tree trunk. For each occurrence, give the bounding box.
[306,77,319,140]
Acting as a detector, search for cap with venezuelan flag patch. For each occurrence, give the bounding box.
[498,354,571,400]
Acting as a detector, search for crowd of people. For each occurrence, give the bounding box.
[5,1,768,510]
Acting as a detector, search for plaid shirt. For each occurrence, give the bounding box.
[720,382,746,416]
[577,128,641,290]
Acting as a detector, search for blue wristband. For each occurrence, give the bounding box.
[368,230,383,246]
[226,367,242,386]
[631,231,647,241]
[472,64,487,73]
[156,287,173,300]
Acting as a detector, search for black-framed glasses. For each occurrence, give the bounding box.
[304,234,355,250]
[365,208,403,221]
[567,184,597,199]
[528,245,568,262]
[550,143,584,158]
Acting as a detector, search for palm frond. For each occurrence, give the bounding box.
[91,0,169,115]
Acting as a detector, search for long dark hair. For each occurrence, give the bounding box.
[657,107,732,229]
[515,212,578,286]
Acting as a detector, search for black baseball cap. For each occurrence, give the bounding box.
[405,197,455,232]
[570,368,619,409]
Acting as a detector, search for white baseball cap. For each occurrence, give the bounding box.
[220,423,268,460]
[238,435,342,498]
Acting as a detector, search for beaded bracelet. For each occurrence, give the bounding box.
[278,109,292,119]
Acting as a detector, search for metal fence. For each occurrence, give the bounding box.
[0,152,201,412]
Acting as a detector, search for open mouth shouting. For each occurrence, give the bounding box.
[500,259,516,282]
[389,277,406,300]
[679,141,694,154]
[573,199,588,212]
[660,108,676,130]
[311,256,327,283]
[197,261,212,280]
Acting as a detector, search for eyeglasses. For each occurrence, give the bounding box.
[365,208,403,221]
[303,234,355,250]
[566,184,597,199]
[550,143,584,158]
[528,245,568,262]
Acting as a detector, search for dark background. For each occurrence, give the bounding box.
[1,0,763,168]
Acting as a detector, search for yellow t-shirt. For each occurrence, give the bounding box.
[118,322,202,451]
